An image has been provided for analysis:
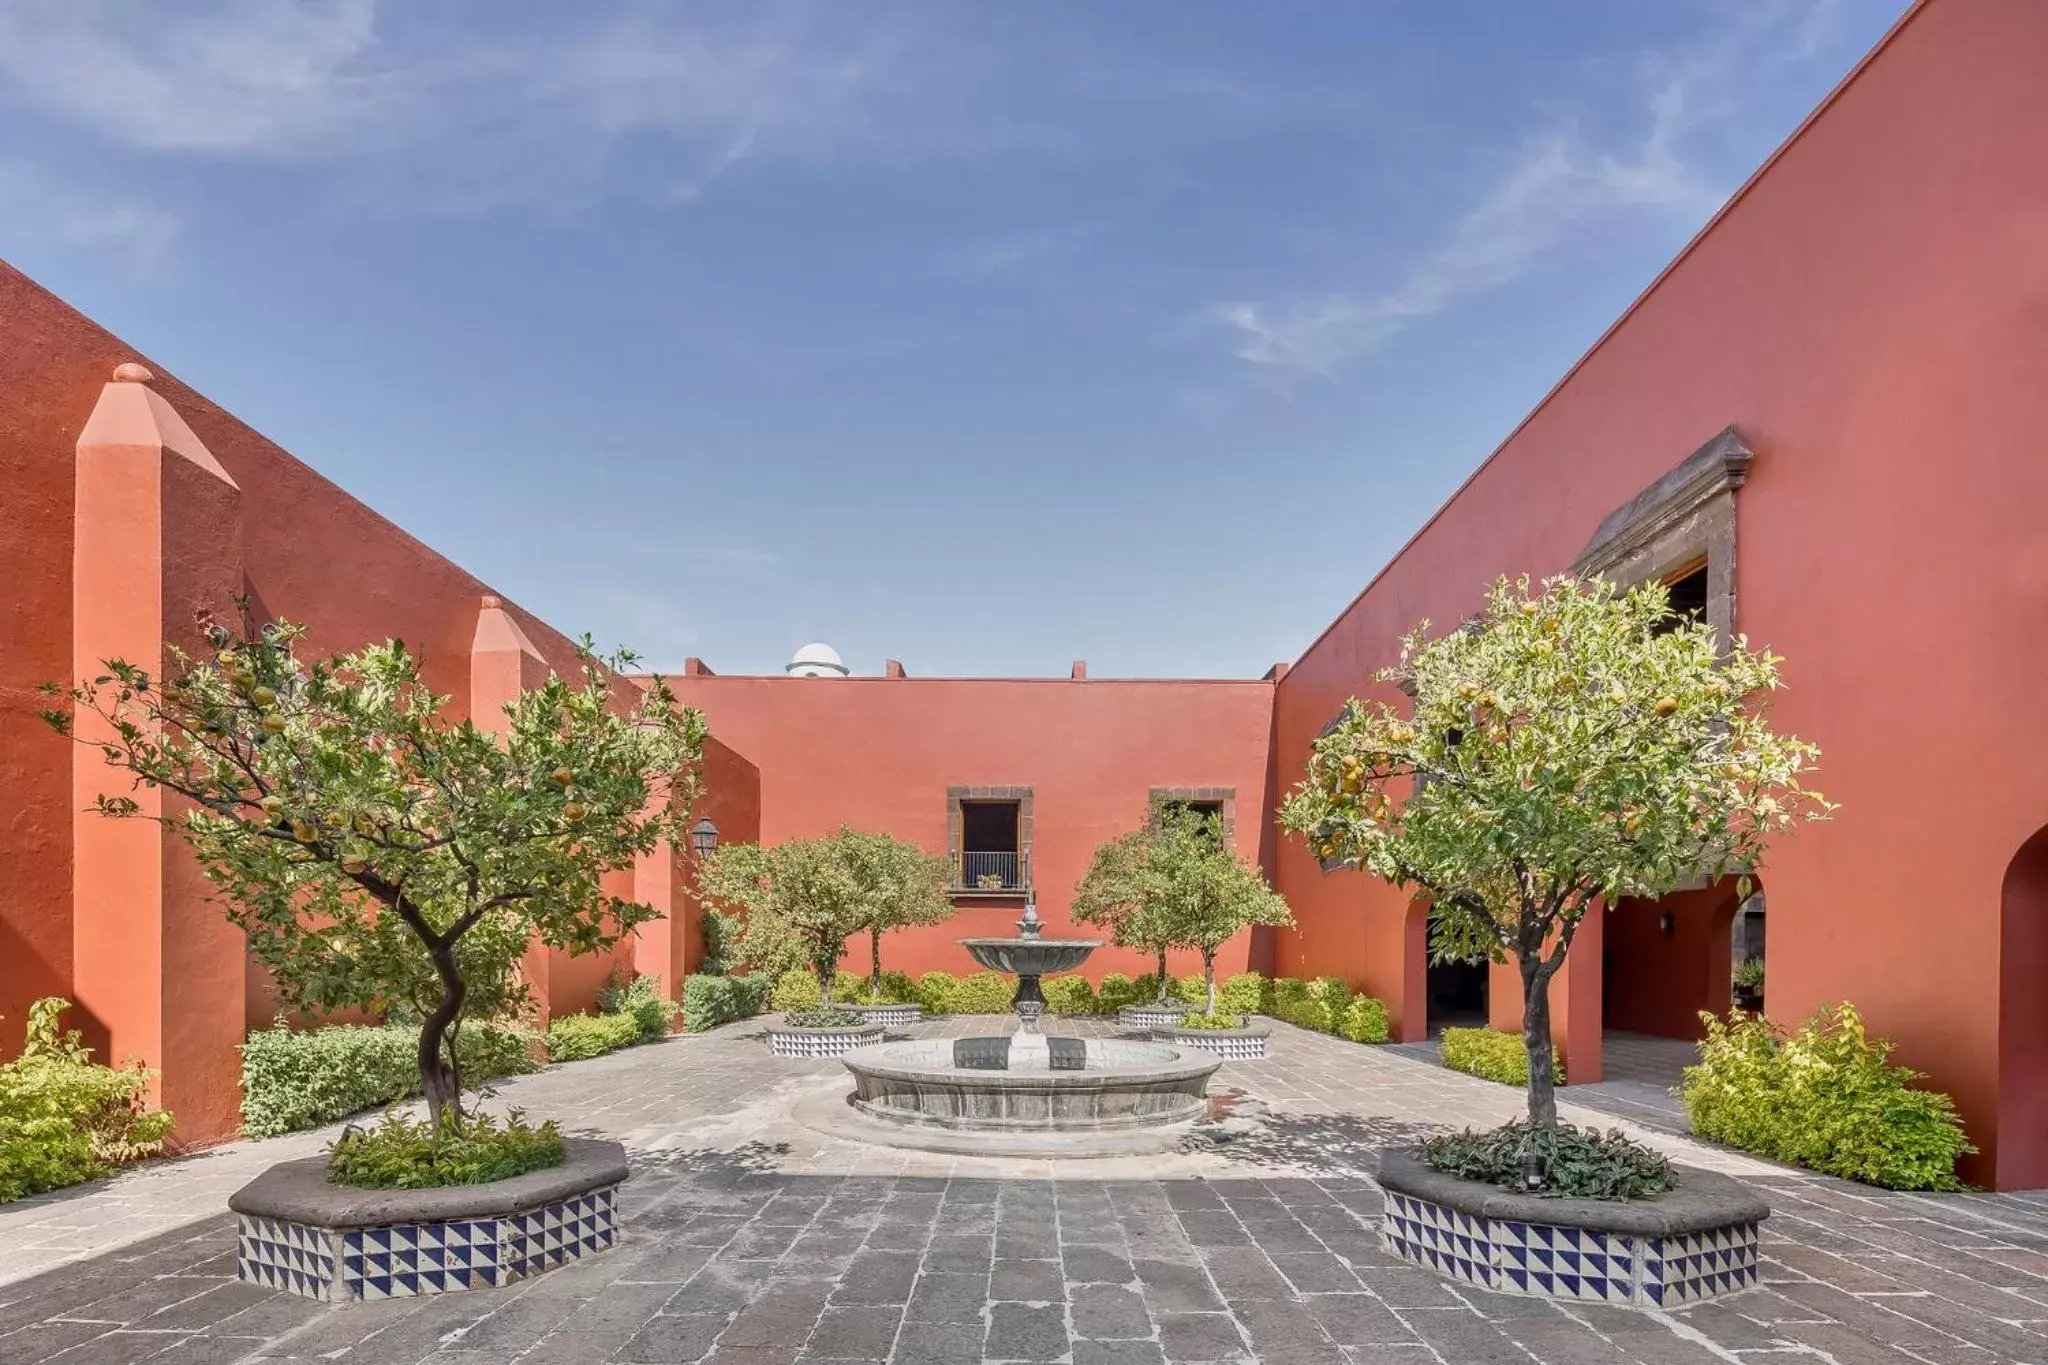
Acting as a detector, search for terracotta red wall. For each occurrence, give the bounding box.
[669,675,1276,983]
[1271,0,2048,1184]
[1603,887,1738,1042]
[0,261,673,1140]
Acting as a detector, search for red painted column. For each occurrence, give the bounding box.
[468,596,557,1024]
[1487,907,1605,1085]
[70,363,248,1147]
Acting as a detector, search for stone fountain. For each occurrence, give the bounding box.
[826,896,1222,1145]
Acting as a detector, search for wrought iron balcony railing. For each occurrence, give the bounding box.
[955,850,1025,892]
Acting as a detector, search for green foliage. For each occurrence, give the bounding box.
[241,1019,539,1138]
[699,907,741,977]
[1340,994,1391,1044]
[782,1007,867,1030]
[1,1000,173,1202]
[1423,1119,1675,1201]
[1683,1004,1972,1190]
[953,972,1017,1014]
[681,973,770,1032]
[1218,973,1273,1016]
[598,973,679,1041]
[1174,974,1207,1004]
[1442,1028,1564,1086]
[328,1109,565,1189]
[1073,808,1294,1014]
[703,828,951,1004]
[1176,1012,1245,1030]
[851,971,920,1005]
[915,972,958,1013]
[544,1011,643,1063]
[1273,976,1353,1033]
[45,605,705,1135]
[1732,957,1765,992]
[1043,975,1099,1016]
[1281,575,1829,1126]
[771,969,822,1012]
[1095,973,1150,1013]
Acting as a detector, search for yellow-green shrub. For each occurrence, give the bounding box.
[242,1019,539,1137]
[545,1011,643,1063]
[769,969,864,1012]
[2,999,173,1202]
[850,971,919,1005]
[1273,976,1351,1033]
[1218,973,1273,1016]
[1043,976,1098,1015]
[1340,995,1390,1044]
[952,971,1016,1014]
[1441,1027,1562,1086]
[1095,973,1146,1012]
[1683,1004,1972,1191]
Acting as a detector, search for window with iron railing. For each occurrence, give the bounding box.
[952,794,1029,892]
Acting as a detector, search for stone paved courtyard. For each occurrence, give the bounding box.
[6,1016,2048,1364]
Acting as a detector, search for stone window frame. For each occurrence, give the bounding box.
[1148,786,1237,845]
[946,786,1034,896]
[1570,424,1753,650]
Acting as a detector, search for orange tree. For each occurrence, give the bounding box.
[43,608,705,1135]
[1280,575,1830,1129]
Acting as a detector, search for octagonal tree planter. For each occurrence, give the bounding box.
[1377,1149,1768,1308]
[841,1001,924,1029]
[767,1017,885,1058]
[1117,1001,1190,1031]
[1150,1018,1271,1061]
[229,1137,627,1302]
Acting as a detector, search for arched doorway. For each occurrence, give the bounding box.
[1425,912,1489,1036]
[1997,826,2048,1189]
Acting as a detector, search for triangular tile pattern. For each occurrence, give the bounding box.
[1167,1032,1268,1061]
[1381,1191,1761,1308]
[768,1029,878,1058]
[235,1181,621,1302]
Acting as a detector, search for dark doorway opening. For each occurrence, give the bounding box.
[1424,907,1489,1035]
[1656,563,1709,634]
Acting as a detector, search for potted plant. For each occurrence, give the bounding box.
[47,606,703,1300]
[1281,575,1830,1305]
[1732,957,1765,1013]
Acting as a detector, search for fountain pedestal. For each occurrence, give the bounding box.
[958,899,1098,1060]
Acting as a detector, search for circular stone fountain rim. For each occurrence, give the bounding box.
[840,1039,1220,1090]
[955,937,1103,948]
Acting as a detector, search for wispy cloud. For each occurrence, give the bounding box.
[0,160,179,267]
[0,1,997,212]
[1213,2,1834,378]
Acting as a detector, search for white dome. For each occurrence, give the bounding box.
[786,641,849,678]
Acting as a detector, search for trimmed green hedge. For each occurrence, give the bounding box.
[240,1020,539,1138]
[1340,994,1391,1044]
[917,971,1016,1015]
[1441,1027,1563,1087]
[1683,1003,1972,1190]
[1043,975,1098,1016]
[769,969,865,1012]
[682,973,771,1032]
[546,1011,644,1063]
[598,973,680,1041]
[1096,973,1149,1012]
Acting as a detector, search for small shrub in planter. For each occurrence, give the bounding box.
[1044,976,1099,1016]
[782,1007,868,1030]
[681,972,771,1032]
[1175,1012,1246,1030]
[849,971,920,1005]
[328,1110,565,1190]
[1422,1118,1674,1201]
[1683,1003,1972,1190]
[1442,1028,1564,1087]
[546,1012,643,1063]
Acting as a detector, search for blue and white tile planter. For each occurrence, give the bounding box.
[1117,1003,1190,1031]
[229,1139,628,1303]
[767,1019,885,1058]
[1376,1150,1766,1308]
[842,1001,924,1029]
[1149,1020,1271,1061]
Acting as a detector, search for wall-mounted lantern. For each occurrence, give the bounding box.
[689,817,719,859]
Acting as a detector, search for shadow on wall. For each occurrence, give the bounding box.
[1998,825,2048,1189]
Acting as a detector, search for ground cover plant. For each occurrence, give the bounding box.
[0,999,173,1202]
[1283,574,1829,1193]
[328,1109,564,1190]
[1424,1119,1673,1200]
[1683,1003,1972,1190]
[781,1007,868,1030]
[46,605,704,1184]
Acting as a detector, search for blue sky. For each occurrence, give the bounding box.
[0,0,1906,679]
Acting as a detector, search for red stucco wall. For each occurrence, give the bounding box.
[1270,0,2048,1184]
[668,676,1276,984]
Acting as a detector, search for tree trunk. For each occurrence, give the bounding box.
[817,951,838,1007]
[1203,951,1218,1015]
[419,944,467,1136]
[1519,949,1560,1129]
[869,928,882,994]
[1154,947,1170,1006]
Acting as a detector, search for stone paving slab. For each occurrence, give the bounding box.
[4,1015,2048,1363]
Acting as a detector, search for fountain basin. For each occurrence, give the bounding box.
[843,1037,1219,1132]
[959,938,1101,977]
